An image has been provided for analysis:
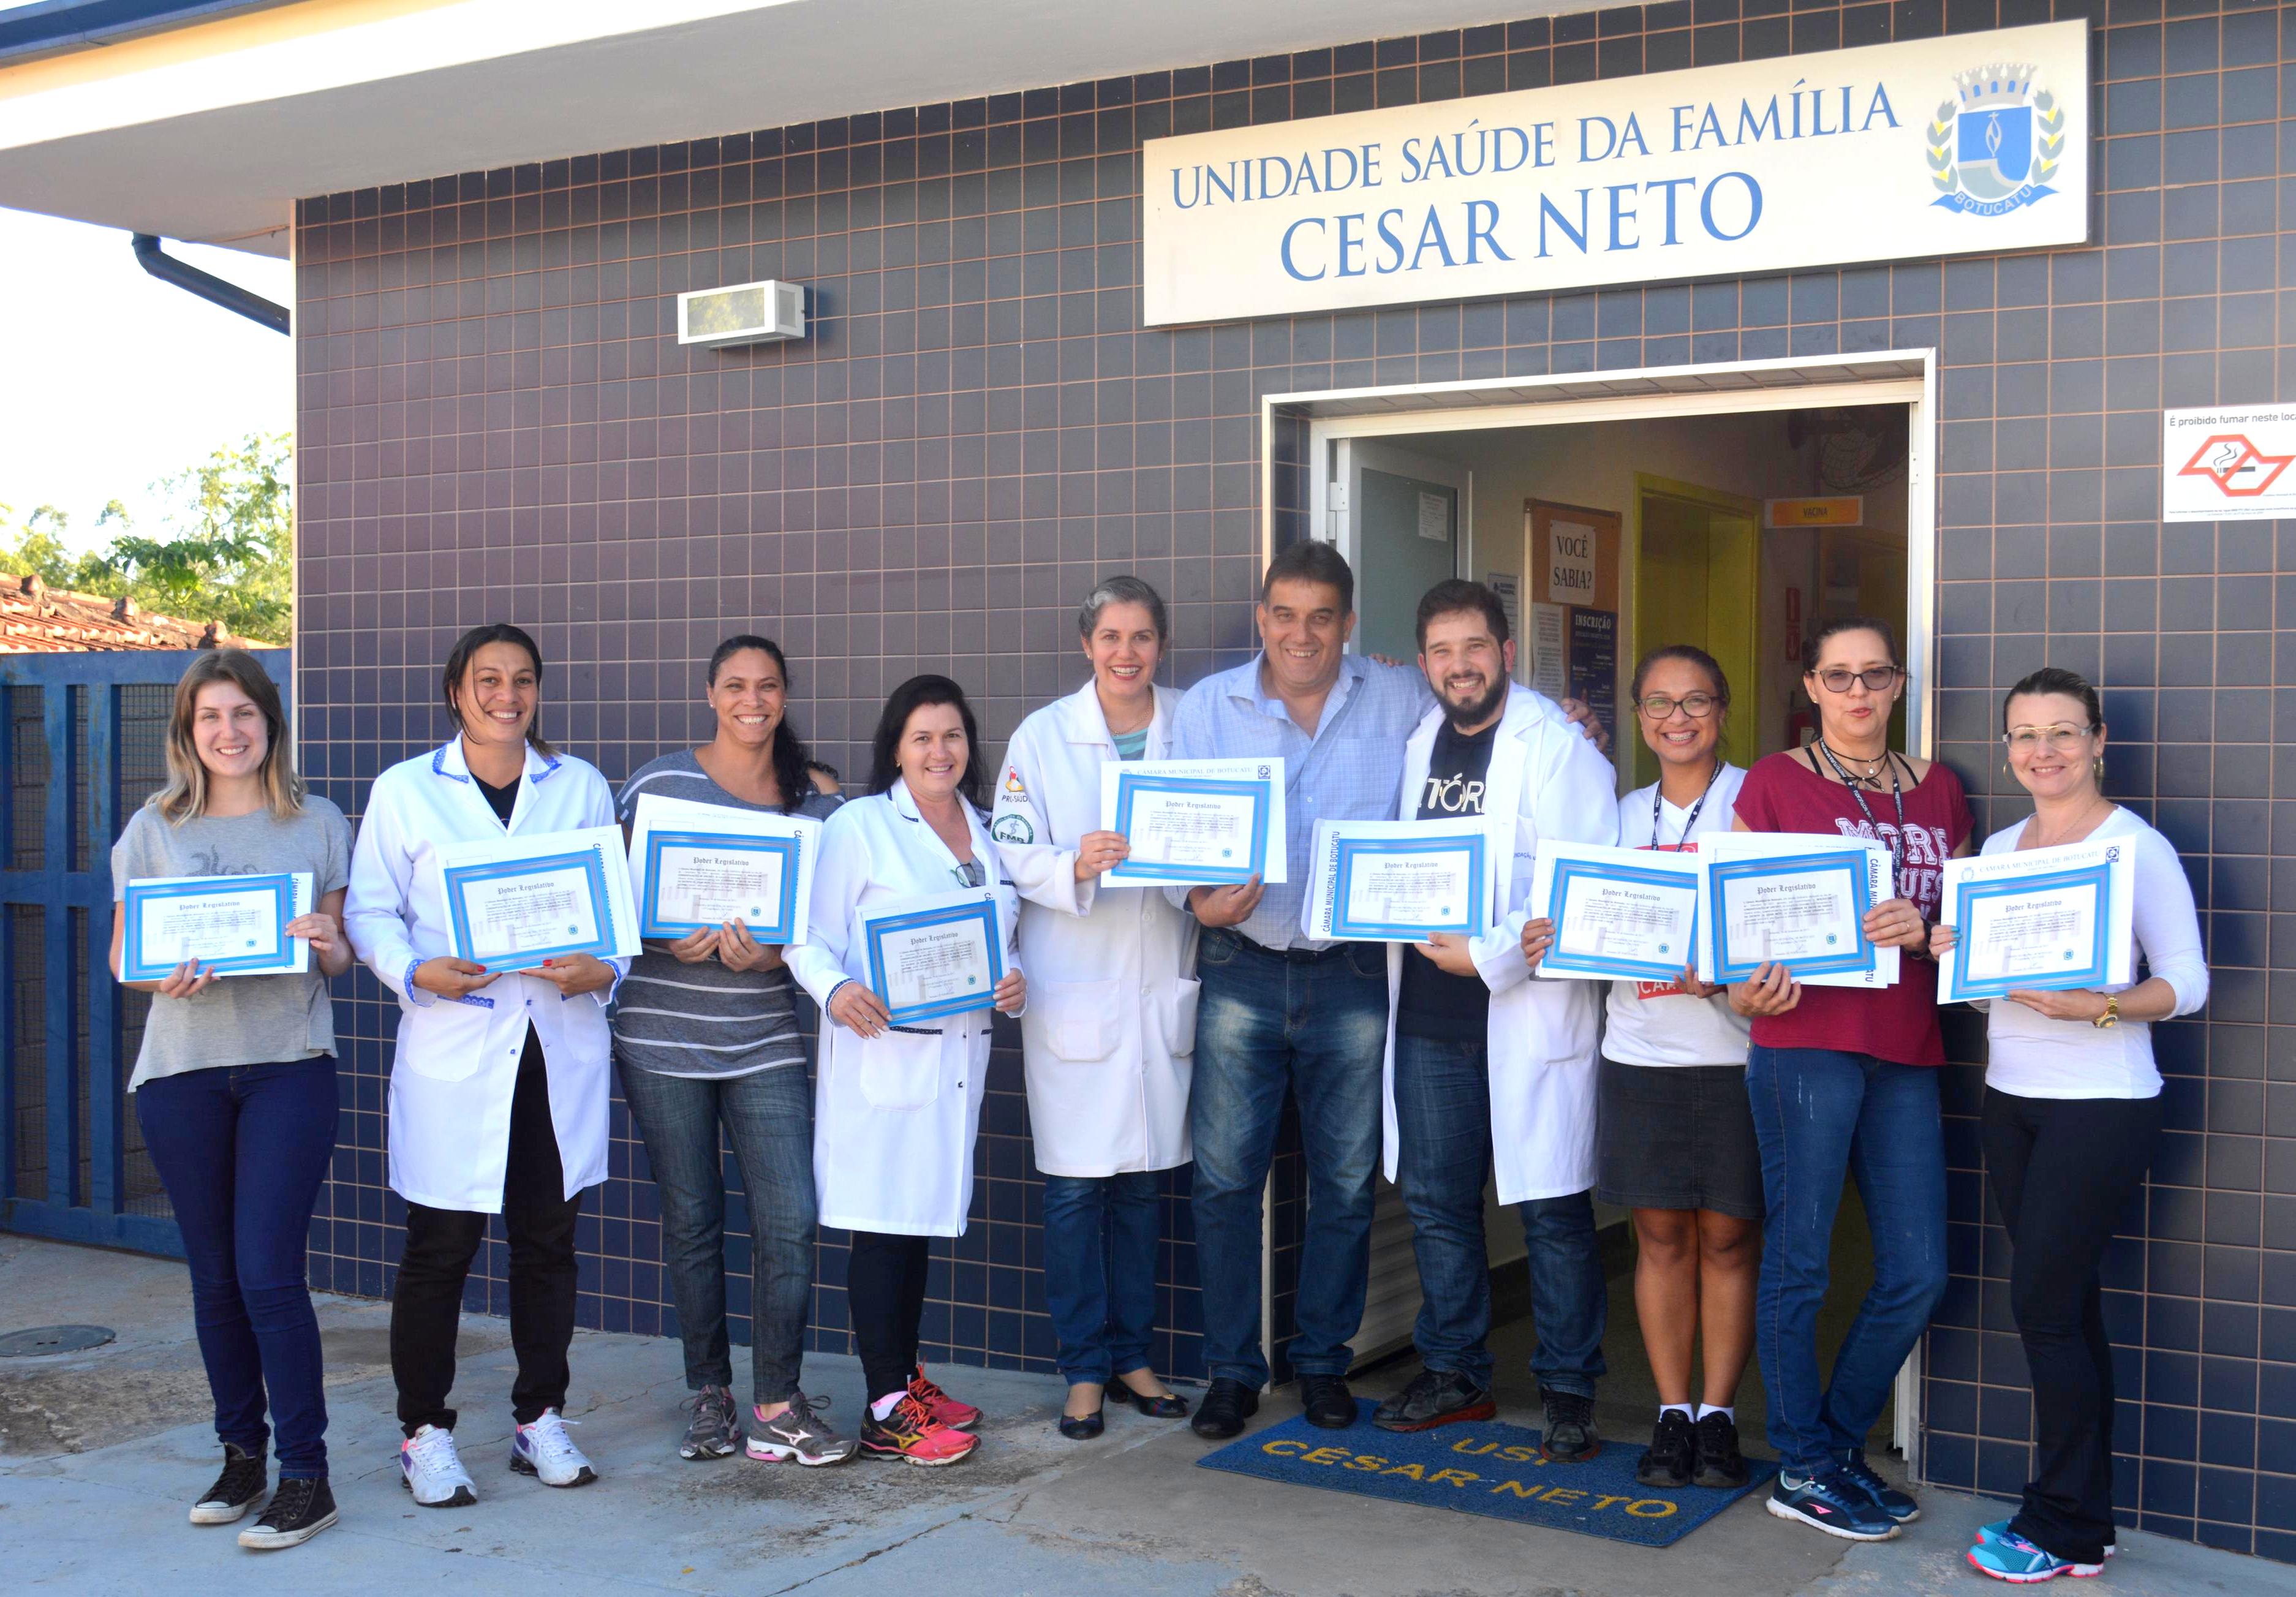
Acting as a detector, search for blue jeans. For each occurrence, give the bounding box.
[1190,929,1388,1389]
[1746,1046,1949,1477]
[618,1061,817,1400]
[1041,1171,1161,1386]
[1392,1033,1606,1395]
[136,1057,339,1478]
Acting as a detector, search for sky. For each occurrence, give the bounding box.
[0,206,295,549]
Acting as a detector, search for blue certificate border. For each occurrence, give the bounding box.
[1949,864,2113,1000]
[1108,772,1270,885]
[121,874,298,980]
[1329,833,1486,940]
[863,897,1005,1024]
[443,848,615,972]
[639,829,802,940]
[1705,850,1876,982]
[1539,857,1699,981]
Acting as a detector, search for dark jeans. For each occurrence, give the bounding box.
[391,1027,582,1435]
[1189,928,1389,1389]
[1746,1046,1949,1477]
[618,1060,815,1401]
[137,1057,339,1478]
[1041,1170,1161,1386]
[1984,1087,2160,1567]
[848,1230,931,1402]
[1392,1033,1607,1395]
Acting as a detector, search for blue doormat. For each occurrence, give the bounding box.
[1196,1400,1776,1548]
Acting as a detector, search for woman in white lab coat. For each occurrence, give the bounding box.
[344,623,624,1508]
[788,674,1024,1467]
[991,576,1195,1440]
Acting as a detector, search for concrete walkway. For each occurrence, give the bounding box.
[1,1234,2286,1596]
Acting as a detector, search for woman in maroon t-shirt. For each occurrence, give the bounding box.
[1728,617,1973,1542]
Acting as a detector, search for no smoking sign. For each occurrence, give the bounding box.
[2163,404,2296,522]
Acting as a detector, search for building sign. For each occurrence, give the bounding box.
[1142,21,2088,326]
[1764,496,1864,528]
[2162,404,2296,523]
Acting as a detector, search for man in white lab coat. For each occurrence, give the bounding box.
[1371,580,1622,1461]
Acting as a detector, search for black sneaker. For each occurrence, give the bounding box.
[1692,1411,1750,1489]
[1539,1387,1601,1463]
[1190,1378,1261,1440]
[1373,1369,1497,1433]
[238,1476,338,1550]
[189,1443,268,1525]
[1297,1374,1356,1430]
[1835,1448,1919,1523]
[1636,1409,1695,1488]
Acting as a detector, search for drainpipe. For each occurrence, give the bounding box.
[130,233,289,335]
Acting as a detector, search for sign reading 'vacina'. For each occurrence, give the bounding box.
[1141,21,2088,327]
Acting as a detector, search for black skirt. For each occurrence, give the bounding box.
[1594,1058,1765,1218]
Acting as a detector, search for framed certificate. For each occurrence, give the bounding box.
[1301,818,1491,942]
[1700,842,1880,984]
[1100,757,1288,888]
[1939,838,2135,1003]
[436,825,640,973]
[120,872,312,980]
[1528,841,1700,982]
[627,793,821,943]
[861,889,1004,1024]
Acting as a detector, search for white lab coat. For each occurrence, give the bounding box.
[991,681,1198,1177]
[344,739,628,1214]
[787,780,1022,1238]
[1381,687,1621,1204]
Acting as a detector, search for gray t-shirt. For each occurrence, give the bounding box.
[613,750,840,1078]
[110,797,353,1089]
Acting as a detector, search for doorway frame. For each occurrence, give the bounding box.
[1259,350,1938,1472]
[1271,351,1937,757]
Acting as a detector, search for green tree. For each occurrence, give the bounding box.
[104,435,293,641]
[0,435,293,641]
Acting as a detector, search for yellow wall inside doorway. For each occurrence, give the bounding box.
[1630,476,1761,791]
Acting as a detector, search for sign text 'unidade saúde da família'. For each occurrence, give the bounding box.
[1142,21,2088,327]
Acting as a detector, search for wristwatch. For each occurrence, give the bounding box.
[2093,994,2120,1029]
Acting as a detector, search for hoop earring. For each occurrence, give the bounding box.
[2093,756,2105,782]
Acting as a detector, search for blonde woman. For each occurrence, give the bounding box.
[108,648,353,1552]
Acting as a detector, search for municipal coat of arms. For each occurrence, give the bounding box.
[1928,62,2063,217]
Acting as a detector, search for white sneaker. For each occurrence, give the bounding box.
[399,1424,477,1508]
[510,1408,597,1487]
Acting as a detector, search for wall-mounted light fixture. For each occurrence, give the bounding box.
[676,279,806,347]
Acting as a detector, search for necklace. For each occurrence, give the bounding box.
[1817,740,1889,788]
[2028,795,2110,851]
[1813,739,1906,875]
[1652,760,1724,851]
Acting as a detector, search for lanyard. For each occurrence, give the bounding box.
[1813,741,1906,874]
[1650,761,1723,852]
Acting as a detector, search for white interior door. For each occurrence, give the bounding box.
[1332,439,1468,662]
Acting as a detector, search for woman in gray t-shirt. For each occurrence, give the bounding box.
[105,649,353,1550]
[613,635,853,1467]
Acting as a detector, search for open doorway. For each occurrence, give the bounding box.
[1300,366,1927,1464]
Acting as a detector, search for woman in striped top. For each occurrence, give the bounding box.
[613,635,853,1468]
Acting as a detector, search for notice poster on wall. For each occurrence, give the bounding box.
[1528,602,1568,700]
[1486,572,1522,644]
[1569,610,1618,743]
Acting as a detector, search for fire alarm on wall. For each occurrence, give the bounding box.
[676,279,806,347]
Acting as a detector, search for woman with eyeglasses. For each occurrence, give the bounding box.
[1592,646,1759,1494]
[786,675,1025,1465]
[1932,668,2203,1584]
[1728,616,1972,1544]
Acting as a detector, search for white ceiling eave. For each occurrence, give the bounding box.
[0,0,1585,258]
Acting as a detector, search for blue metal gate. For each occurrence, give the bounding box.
[0,647,291,1256]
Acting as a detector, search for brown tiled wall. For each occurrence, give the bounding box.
[295,0,2294,1558]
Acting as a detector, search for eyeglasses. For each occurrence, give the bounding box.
[1812,666,1902,694]
[2004,724,2094,752]
[1636,692,1721,720]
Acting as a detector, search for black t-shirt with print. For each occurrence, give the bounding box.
[1395,718,1498,1043]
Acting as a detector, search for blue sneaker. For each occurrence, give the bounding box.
[1766,1469,1900,1541]
[1835,1448,1919,1523]
[1979,1520,2117,1561]
[1968,1530,2103,1583]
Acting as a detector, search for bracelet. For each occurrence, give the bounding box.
[2093,993,2120,1029]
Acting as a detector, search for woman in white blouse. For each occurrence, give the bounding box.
[1933,666,2207,1584]
[787,674,1024,1467]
